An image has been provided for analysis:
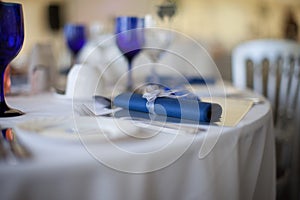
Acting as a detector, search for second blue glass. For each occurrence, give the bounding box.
[115,16,145,91]
[64,24,86,65]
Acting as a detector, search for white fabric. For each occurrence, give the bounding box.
[77,34,127,90]
[65,64,104,99]
[0,92,275,200]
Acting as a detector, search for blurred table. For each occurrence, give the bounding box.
[0,91,275,200]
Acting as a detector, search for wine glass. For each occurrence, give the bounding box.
[143,1,177,84]
[0,2,24,117]
[115,16,145,91]
[144,15,175,83]
[63,24,87,72]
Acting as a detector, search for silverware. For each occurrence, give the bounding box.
[77,104,95,116]
[74,95,206,135]
[0,134,7,160]
[0,128,31,164]
[76,103,120,117]
[75,104,206,135]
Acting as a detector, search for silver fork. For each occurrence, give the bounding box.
[76,103,119,117]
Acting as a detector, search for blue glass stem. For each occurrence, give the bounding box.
[0,66,9,112]
[72,50,80,64]
[0,68,6,101]
[127,58,133,91]
[0,64,24,117]
[70,53,76,68]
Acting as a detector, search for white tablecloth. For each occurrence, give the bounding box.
[0,92,275,200]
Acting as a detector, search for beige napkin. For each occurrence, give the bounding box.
[201,97,253,127]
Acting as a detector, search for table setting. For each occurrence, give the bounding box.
[0,2,275,200]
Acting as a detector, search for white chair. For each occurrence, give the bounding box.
[232,39,300,200]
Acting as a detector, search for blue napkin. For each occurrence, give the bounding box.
[113,93,222,123]
[187,76,215,85]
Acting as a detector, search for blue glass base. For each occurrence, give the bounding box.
[0,102,24,117]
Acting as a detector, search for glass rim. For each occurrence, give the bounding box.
[115,16,144,20]
[0,2,22,7]
[64,23,86,28]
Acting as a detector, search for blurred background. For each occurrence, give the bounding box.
[10,0,300,82]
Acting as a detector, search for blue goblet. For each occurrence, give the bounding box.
[115,16,145,91]
[64,24,86,68]
[0,2,24,117]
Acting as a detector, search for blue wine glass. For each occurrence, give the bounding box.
[64,24,86,68]
[115,16,145,91]
[0,2,24,117]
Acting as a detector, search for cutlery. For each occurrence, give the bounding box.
[0,134,7,160]
[74,95,116,117]
[75,95,206,135]
[75,104,205,135]
[0,128,31,164]
[0,130,17,164]
[77,103,119,117]
[8,128,31,159]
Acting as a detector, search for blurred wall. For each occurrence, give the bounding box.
[63,0,300,49]
[15,0,300,52]
[12,0,300,78]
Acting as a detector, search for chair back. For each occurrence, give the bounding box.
[232,39,300,129]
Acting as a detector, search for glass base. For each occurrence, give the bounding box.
[0,104,24,117]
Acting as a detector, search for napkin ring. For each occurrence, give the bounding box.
[142,84,192,115]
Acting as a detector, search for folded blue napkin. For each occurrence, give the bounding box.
[113,92,222,123]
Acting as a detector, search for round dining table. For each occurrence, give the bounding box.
[0,89,275,200]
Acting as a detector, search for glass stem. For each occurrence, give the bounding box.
[150,59,159,84]
[72,52,78,66]
[0,67,6,103]
[0,66,9,112]
[127,59,133,91]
